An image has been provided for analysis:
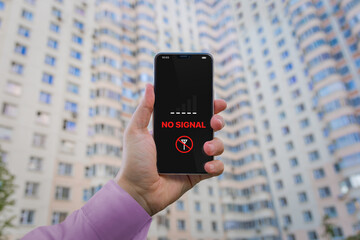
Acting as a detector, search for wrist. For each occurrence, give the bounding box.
[116,177,153,216]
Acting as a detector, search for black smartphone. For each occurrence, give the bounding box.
[154,53,213,174]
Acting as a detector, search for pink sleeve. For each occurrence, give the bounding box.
[22,180,152,240]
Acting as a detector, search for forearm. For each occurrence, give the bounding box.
[22,180,152,240]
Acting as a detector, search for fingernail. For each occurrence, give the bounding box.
[217,119,224,127]
[208,164,214,172]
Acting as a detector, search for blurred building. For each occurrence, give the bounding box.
[0,0,359,240]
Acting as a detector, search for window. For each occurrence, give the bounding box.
[68,66,81,77]
[288,76,297,85]
[32,133,46,148]
[0,126,12,141]
[275,98,282,106]
[73,20,84,31]
[287,234,295,240]
[269,72,276,80]
[28,156,42,171]
[15,43,27,55]
[52,212,67,225]
[196,220,203,231]
[50,23,60,33]
[346,201,356,215]
[211,221,217,231]
[177,219,185,230]
[308,231,318,240]
[45,55,56,66]
[195,201,201,212]
[58,162,72,176]
[286,141,294,151]
[60,140,75,153]
[303,211,313,222]
[305,134,315,144]
[319,186,331,198]
[281,50,289,59]
[75,6,85,16]
[72,34,83,45]
[210,203,216,213]
[0,151,8,163]
[176,200,184,211]
[276,180,283,189]
[269,148,276,157]
[309,150,320,161]
[278,38,285,47]
[261,37,266,45]
[2,103,18,117]
[63,120,76,132]
[298,192,308,202]
[284,63,293,72]
[67,82,79,94]
[300,118,309,128]
[47,38,58,49]
[272,85,279,93]
[52,8,62,18]
[266,60,272,68]
[291,89,301,99]
[263,120,269,129]
[272,163,280,173]
[324,206,337,218]
[55,186,70,200]
[313,168,325,179]
[65,101,77,113]
[42,73,54,84]
[332,227,343,238]
[296,103,305,113]
[282,126,290,135]
[22,9,33,21]
[18,26,30,38]
[279,112,286,120]
[279,197,287,207]
[263,48,269,56]
[39,91,51,104]
[208,186,213,196]
[283,215,292,225]
[290,157,298,167]
[70,49,82,60]
[11,62,24,74]
[20,210,35,225]
[25,182,39,197]
[294,174,303,184]
[266,134,272,142]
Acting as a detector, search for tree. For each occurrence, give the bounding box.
[322,215,336,240]
[0,150,16,239]
[322,214,360,240]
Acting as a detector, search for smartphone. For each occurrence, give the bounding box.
[154,53,213,174]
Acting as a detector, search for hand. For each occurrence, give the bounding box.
[115,84,226,216]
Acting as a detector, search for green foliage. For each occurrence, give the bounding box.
[322,214,360,240]
[322,215,336,239]
[0,151,16,239]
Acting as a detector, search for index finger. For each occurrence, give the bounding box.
[214,99,227,114]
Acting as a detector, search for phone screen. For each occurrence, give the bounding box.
[154,53,213,174]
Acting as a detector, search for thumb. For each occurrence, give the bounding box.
[128,84,154,131]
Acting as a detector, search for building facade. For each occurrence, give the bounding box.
[0,0,359,239]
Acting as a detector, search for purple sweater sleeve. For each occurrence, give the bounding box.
[22,180,152,240]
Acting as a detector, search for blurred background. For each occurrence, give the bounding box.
[0,0,360,239]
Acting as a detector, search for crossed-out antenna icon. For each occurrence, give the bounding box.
[175,136,193,153]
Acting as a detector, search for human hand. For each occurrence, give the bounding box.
[115,84,226,216]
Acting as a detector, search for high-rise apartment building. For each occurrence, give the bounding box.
[0,0,359,240]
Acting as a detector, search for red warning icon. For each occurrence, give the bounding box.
[175,136,193,153]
